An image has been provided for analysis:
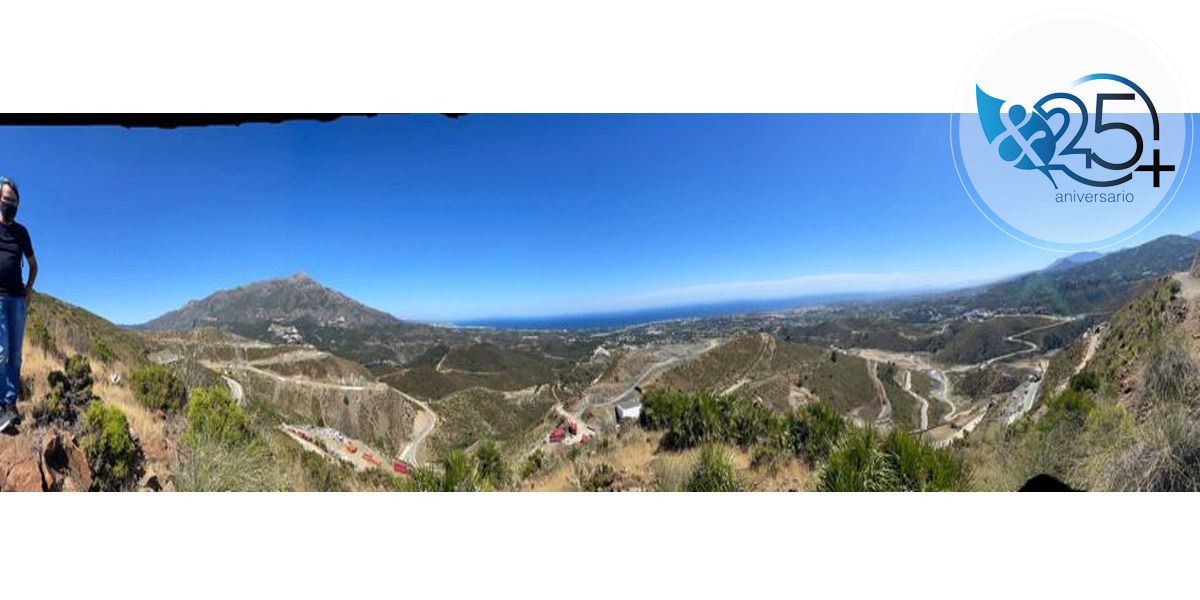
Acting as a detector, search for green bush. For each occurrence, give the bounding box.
[641,389,777,451]
[642,389,848,469]
[474,439,509,488]
[784,402,846,465]
[686,445,744,492]
[1037,388,1095,434]
[404,450,481,492]
[81,401,140,491]
[817,426,970,492]
[38,354,98,425]
[1069,370,1100,394]
[93,339,115,365]
[186,385,251,447]
[520,449,545,479]
[131,364,187,412]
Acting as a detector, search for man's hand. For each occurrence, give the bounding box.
[26,253,37,296]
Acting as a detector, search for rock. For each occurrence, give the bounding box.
[39,429,92,492]
[139,469,161,492]
[1,433,45,492]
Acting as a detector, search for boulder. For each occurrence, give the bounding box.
[0,428,93,492]
[1,433,45,492]
[39,430,92,492]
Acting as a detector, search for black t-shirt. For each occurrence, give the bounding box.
[0,221,34,297]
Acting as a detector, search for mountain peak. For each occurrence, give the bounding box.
[139,273,403,332]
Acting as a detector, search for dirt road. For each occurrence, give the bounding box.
[902,370,930,430]
[205,358,437,467]
[867,359,891,426]
[585,339,721,413]
[397,389,437,465]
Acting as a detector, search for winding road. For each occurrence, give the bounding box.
[397,389,438,465]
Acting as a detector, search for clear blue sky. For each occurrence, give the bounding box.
[2,114,1197,324]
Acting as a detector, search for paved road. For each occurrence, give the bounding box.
[1004,380,1041,425]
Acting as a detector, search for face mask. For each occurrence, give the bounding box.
[0,203,15,221]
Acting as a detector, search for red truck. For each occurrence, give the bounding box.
[549,428,566,442]
[393,461,410,475]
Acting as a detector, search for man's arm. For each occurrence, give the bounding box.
[25,253,37,295]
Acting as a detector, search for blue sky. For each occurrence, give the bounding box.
[1,114,1197,324]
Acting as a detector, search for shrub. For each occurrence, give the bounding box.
[81,401,140,491]
[750,443,787,475]
[685,445,744,492]
[817,426,969,492]
[520,448,545,479]
[1069,370,1100,394]
[37,354,98,425]
[641,389,776,451]
[93,339,115,365]
[131,364,187,412]
[1138,344,1199,406]
[642,390,848,470]
[652,454,692,492]
[580,463,619,492]
[27,315,55,355]
[404,450,481,492]
[474,439,509,488]
[784,402,846,465]
[1037,388,1095,434]
[176,434,284,492]
[186,385,251,447]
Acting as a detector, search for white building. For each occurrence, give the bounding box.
[615,400,642,421]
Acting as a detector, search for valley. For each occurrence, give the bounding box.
[6,231,1200,491]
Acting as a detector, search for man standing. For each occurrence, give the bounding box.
[0,177,36,432]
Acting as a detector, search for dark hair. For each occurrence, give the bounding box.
[0,177,17,200]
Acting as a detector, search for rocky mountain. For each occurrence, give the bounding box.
[139,273,402,332]
[137,273,495,365]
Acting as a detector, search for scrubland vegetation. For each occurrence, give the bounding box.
[639,388,968,491]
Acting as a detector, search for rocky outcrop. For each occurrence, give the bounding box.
[1,428,93,492]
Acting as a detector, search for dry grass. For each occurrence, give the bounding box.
[523,427,813,492]
[20,343,176,478]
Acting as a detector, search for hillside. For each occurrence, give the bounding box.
[651,333,925,429]
[376,343,557,400]
[140,273,401,331]
[138,273,464,364]
[1044,251,1102,272]
[963,275,1200,491]
[958,234,1198,314]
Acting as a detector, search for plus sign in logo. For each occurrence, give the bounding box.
[952,12,1192,251]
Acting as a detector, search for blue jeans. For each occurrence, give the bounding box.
[0,295,26,407]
